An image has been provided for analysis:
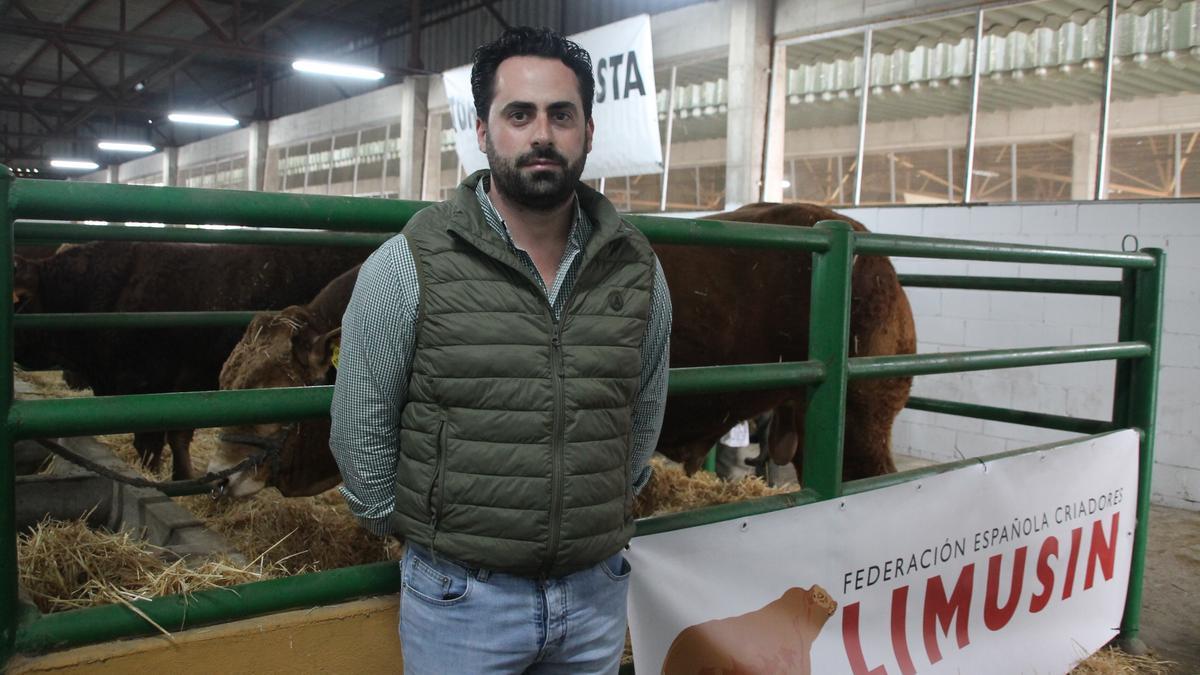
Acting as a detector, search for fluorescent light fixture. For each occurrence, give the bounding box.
[50,159,100,170]
[292,59,385,81]
[98,141,156,153]
[167,112,239,126]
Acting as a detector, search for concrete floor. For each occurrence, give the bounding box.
[1140,504,1200,673]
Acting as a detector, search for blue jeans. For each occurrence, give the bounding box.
[399,543,631,674]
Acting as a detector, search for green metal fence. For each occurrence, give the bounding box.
[0,166,1164,663]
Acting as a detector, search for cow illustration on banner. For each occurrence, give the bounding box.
[626,431,1138,674]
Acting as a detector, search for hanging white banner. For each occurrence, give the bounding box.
[627,430,1139,674]
[442,14,662,180]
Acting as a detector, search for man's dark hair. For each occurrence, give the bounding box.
[471,26,595,122]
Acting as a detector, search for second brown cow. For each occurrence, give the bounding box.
[209,202,915,496]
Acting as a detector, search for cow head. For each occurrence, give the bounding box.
[208,306,341,497]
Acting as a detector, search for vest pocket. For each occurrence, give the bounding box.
[426,420,447,527]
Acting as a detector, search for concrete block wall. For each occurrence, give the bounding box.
[843,200,1200,511]
[177,126,252,169]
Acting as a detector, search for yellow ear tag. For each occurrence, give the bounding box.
[331,340,341,369]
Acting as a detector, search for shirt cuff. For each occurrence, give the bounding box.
[356,514,394,537]
[631,464,654,495]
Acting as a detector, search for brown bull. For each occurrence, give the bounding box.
[13,240,370,479]
[209,202,915,496]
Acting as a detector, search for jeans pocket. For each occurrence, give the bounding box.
[600,550,631,582]
[402,547,473,606]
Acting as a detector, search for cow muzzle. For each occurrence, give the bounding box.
[211,424,296,498]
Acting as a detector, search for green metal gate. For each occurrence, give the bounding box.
[0,166,1164,664]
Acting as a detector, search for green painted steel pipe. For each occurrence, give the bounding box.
[6,386,332,440]
[626,214,831,251]
[666,361,824,396]
[1118,249,1166,651]
[898,274,1123,296]
[13,561,400,655]
[14,311,265,330]
[856,232,1155,268]
[0,166,17,663]
[905,396,1114,435]
[636,488,823,537]
[802,220,854,499]
[15,221,393,248]
[8,179,430,232]
[847,342,1150,380]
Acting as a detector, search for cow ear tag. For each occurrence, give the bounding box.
[331,340,341,370]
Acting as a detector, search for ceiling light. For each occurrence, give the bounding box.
[98,141,156,153]
[167,112,239,126]
[51,159,100,170]
[292,59,385,81]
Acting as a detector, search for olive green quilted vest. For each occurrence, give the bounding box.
[392,171,655,577]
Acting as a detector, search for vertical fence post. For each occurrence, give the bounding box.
[1117,248,1165,654]
[1110,267,1135,428]
[0,165,15,665]
[802,220,854,499]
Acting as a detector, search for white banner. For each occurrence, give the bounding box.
[442,14,662,180]
[628,430,1139,674]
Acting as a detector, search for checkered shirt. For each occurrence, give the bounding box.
[329,174,672,535]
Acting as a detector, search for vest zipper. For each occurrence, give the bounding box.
[428,420,448,561]
[544,320,566,576]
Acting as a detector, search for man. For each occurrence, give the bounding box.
[330,26,672,674]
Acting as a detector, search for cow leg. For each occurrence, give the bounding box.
[132,430,166,473]
[166,429,195,480]
[841,379,905,480]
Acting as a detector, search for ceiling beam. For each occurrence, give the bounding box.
[480,0,511,29]
[0,93,165,115]
[9,0,119,101]
[7,0,105,89]
[181,0,234,43]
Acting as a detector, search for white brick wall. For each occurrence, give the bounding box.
[844,201,1200,511]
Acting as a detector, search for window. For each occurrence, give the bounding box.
[782,34,865,206]
[265,121,402,197]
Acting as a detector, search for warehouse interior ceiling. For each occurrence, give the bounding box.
[0,0,539,172]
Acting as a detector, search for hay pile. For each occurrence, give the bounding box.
[1072,648,1176,674]
[633,456,795,518]
[18,516,264,616]
[179,490,402,574]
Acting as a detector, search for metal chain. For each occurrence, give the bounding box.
[34,437,276,492]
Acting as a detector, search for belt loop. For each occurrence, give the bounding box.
[474,567,492,583]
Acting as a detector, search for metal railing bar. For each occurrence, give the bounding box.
[905,396,1115,435]
[898,274,1124,296]
[6,387,332,441]
[856,232,1155,268]
[9,180,429,232]
[15,222,393,248]
[629,214,832,251]
[15,312,265,330]
[6,345,1148,440]
[848,342,1150,379]
[13,561,400,655]
[666,361,825,395]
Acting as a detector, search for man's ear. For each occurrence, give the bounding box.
[476,116,488,154]
[585,116,594,154]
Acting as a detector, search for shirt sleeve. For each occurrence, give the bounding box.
[629,255,673,494]
[329,235,419,536]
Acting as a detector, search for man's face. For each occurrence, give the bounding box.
[477,55,594,210]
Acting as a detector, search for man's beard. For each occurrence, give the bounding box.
[485,135,587,211]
